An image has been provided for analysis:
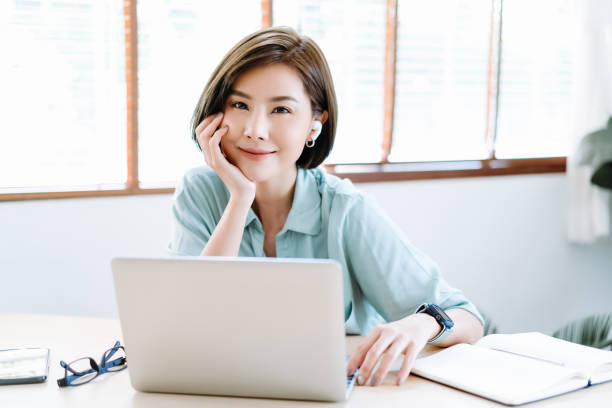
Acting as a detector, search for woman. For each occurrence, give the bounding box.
[169,26,484,387]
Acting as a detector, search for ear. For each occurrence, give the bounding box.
[317,110,329,126]
[309,111,328,141]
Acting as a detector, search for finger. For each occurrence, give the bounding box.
[197,131,212,164]
[196,114,224,151]
[396,341,419,386]
[358,333,396,386]
[199,125,226,166]
[195,114,221,142]
[195,112,223,136]
[208,126,228,167]
[200,113,223,139]
[346,329,381,376]
[370,338,409,387]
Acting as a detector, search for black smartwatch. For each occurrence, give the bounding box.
[415,303,454,345]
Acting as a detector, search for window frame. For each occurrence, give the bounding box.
[0,0,566,202]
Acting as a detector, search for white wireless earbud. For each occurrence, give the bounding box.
[311,120,323,141]
[306,120,323,148]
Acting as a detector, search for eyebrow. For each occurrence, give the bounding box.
[229,89,298,103]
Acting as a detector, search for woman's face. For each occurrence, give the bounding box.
[219,63,320,183]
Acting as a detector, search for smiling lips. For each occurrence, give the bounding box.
[238,147,276,161]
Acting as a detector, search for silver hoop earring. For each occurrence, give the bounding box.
[307,120,322,148]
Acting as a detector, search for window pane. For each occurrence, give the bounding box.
[0,0,126,189]
[390,0,491,162]
[137,0,261,184]
[274,0,387,164]
[495,0,572,158]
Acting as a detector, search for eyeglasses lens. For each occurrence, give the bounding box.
[102,346,127,372]
[66,357,99,385]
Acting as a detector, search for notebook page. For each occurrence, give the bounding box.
[412,343,588,406]
[476,332,612,381]
[590,364,612,385]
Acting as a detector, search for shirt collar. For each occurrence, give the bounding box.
[244,168,322,235]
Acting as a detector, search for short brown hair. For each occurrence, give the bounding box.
[190,26,337,169]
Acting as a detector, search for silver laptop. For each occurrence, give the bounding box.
[111,256,358,402]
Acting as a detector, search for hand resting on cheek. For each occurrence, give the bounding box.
[195,112,256,203]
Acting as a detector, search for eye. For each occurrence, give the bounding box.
[231,101,248,110]
[272,106,290,114]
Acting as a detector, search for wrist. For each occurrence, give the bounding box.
[412,312,442,342]
[228,193,255,211]
[415,304,455,345]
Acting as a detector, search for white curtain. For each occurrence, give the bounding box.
[567,0,612,243]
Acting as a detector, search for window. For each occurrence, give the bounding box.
[1,0,126,191]
[137,0,261,184]
[391,0,491,162]
[495,0,572,159]
[274,0,387,164]
[1,0,568,201]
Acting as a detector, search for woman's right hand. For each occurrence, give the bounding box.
[196,112,256,204]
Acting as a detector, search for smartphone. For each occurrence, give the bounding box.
[0,348,50,385]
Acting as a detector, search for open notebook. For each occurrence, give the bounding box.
[411,332,612,406]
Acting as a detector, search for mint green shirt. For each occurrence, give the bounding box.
[168,166,483,335]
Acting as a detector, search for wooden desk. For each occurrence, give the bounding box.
[1,314,610,407]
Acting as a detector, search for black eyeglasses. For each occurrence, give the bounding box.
[57,341,127,387]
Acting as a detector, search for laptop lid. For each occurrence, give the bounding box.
[111,256,348,401]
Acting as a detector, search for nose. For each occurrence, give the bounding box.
[243,108,269,141]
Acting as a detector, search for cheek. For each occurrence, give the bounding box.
[274,121,307,143]
[277,126,309,154]
[219,133,236,159]
[219,116,240,144]
[220,107,240,129]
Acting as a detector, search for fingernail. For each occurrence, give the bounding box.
[357,375,364,385]
[371,376,380,386]
[216,112,223,117]
[397,377,404,386]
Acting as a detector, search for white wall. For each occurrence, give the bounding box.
[1,173,611,335]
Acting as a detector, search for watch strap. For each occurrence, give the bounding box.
[415,303,454,345]
[427,324,452,345]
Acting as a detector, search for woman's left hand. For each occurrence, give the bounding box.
[346,313,438,387]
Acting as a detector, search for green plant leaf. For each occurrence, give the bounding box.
[552,313,612,349]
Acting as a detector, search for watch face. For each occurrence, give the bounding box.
[427,304,454,329]
[431,304,451,320]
